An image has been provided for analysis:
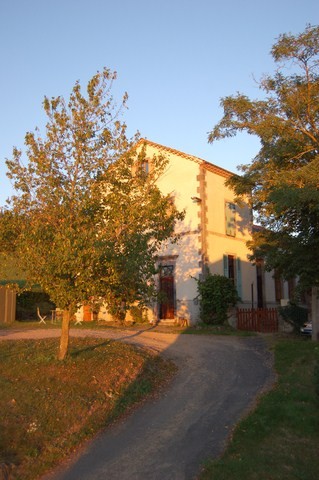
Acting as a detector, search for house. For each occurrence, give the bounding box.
[97,139,291,325]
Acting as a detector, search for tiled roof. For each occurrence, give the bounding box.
[137,138,234,179]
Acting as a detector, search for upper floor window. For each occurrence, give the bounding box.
[225,201,236,236]
[141,160,149,175]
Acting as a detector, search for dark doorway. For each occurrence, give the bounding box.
[159,265,175,320]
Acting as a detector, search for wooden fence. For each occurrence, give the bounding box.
[0,286,16,324]
[237,308,279,333]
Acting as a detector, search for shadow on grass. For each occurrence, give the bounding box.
[69,340,112,357]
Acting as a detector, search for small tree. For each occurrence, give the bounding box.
[90,144,185,322]
[195,273,239,325]
[0,69,184,359]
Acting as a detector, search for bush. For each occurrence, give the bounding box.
[196,273,239,325]
[16,291,55,321]
[315,360,319,399]
[278,303,308,332]
[129,305,149,323]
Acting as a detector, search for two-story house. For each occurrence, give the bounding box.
[140,140,255,325]
[96,139,287,325]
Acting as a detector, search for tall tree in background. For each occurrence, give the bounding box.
[208,25,319,340]
[1,69,184,358]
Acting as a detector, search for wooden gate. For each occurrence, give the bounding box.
[237,308,278,333]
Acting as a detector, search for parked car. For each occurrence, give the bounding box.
[300,321,312,336]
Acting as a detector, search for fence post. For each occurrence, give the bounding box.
[0,286,16,323]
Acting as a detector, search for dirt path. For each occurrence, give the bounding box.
[1,328,275,480]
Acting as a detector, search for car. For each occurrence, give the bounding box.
[300,321,312,336]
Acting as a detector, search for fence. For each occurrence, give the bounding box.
[237,307,279,333]
[0,286,16,323]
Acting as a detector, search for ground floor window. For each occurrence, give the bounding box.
[223,254,242,298]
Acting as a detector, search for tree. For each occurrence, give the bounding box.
[1,69,184,358]
[88,144,184,322]
[208,25,319,340]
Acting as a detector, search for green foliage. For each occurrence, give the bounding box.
[0,69,184,321]
[278,303,309,332]
[208,25,319,289]
[315,360,319,398]
[129,305,149,324]
[196,273,239,324]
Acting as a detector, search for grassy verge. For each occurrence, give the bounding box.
[0,320,255,336]
[199,337,319,480]
[0,337,176,480]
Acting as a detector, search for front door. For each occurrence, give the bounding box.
[159,265,175,320]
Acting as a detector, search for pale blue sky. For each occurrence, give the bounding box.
[0,0,318,205]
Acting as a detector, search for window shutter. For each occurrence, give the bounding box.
[223,255,228,277]
[236,257,242,299]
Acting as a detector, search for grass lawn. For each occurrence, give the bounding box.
[0,319,255,336]
[199,336,319,480]
[0,337,176,480]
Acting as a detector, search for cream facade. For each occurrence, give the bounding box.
[136,140,288,326]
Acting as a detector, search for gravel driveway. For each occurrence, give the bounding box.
[1,328,275,480]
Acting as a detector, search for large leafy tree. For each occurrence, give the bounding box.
[0,69,183,358]
[208,25,319,340]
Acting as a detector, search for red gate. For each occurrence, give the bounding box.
[237,308,278,333]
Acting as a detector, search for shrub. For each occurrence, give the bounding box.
[278,303,308,332]
[129,305,149,323]
[196,273,239,325]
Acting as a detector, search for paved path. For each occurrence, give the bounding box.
[1,328,275,480]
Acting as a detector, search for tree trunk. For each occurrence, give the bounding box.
[58,308,71,360]
[311,287,319,342]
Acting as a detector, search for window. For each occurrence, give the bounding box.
[227,255,235,283]
[160,264,174,278]
[141,160,149,175]
[223,254,242,297]
[225,202,236,236]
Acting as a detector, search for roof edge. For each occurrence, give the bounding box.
[136,138,235,179]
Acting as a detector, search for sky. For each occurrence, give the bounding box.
[0,0,318,206]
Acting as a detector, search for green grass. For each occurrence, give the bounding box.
[0,319,255,336]
[199,337,319,480]
[0,337,176,480]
